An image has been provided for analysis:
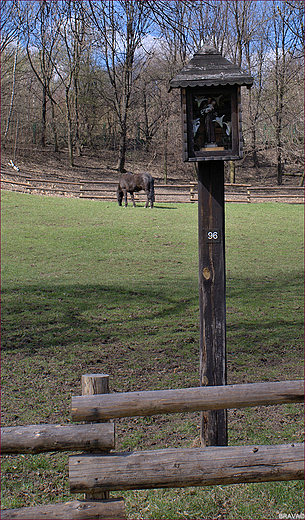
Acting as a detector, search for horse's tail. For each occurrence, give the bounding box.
[149,175,155,203]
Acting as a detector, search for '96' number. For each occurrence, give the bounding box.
[206,229,221,243]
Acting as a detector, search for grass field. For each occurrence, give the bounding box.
[1,190,304,519]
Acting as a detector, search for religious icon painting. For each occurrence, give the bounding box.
[178,85,243,161]
[192,92,232,151]
[182,86,240,161]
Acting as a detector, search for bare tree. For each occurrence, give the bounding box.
[2,1,23,142]
[45,1,88,166]
[267,1,304,184]
[278,0,304,56]
[23,1,63,149]
[188,1,230,55]
[3,31,19,141]
[1,0,20,54]
[89,0,154,172]
[68,1,89,157]
[243,4,272,168]
[2,0,303,184]
[153,0,194,66]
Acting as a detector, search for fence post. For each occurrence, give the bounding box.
[190,185,194,201]
[82,373,110,500]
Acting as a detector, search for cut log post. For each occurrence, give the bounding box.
[82,373,110,501]
[71,380,304,422]
[82,373,109,397]
[1,423,114,454]
[69,443,304,493]
[0,499,126,519]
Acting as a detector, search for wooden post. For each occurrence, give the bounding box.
[82,373,110,500]
[197,161,227,446]
[82,373,109,396]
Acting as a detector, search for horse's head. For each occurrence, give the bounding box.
[117,185,123,206]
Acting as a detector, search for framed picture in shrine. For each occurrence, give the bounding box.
[181,86,242,161]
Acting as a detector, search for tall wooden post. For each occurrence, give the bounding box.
[82,373,110,500]
[169,44,253,447]
[198,161,227,446]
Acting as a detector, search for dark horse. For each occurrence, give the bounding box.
[117,172,155,208]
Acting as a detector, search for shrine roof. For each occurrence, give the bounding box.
[169,45,253,90]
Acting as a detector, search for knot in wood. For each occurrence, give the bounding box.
[203,267,211,281]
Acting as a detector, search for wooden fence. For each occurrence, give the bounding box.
[1,168,304,203]
[1,376,304,519]
[1,374,125,520]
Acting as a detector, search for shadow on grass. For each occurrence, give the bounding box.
[118,204,179,210]
[1,281,198,354]
[226,272,304,366]
[2,273,303,363]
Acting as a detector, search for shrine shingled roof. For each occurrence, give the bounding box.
[169,44,253,90]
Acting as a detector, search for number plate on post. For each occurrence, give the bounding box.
[206,229,221,243]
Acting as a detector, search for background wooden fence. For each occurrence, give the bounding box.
[1,168,304,203]
[1,375,304,520]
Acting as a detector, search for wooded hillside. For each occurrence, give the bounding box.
[1,1,304,184]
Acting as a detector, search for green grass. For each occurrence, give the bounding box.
[1,191,304,518]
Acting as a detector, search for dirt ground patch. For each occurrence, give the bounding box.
[1,146,302,187]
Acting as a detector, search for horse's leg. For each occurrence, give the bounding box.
[144,190,150,208]
[148,191,154,208]
[130,192,136,207]
[117,188,122,206]
[149,176,155,208]
[123,190,128,207]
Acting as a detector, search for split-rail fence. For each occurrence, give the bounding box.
[1,168,304,203]
[1,375,304,519]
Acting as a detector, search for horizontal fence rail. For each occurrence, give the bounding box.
[1,499,126,520]
[1,423,114,454]
[246,186,304,203]
[69,443,304,493]
[1,168,304,203]
[71,380,304,422]
[2,374,304,519]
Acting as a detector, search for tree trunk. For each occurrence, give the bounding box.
[143,86,152,152]
[4,34,19,141]
[74,21,82,157]
[41,84,47,148]
[116,128,127,172]
[229,161,236,183]
[51,100,59,152]
[251,129,260,168]
[277,148,282,185]
[65,87,74,167]
[163,120,168,184]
